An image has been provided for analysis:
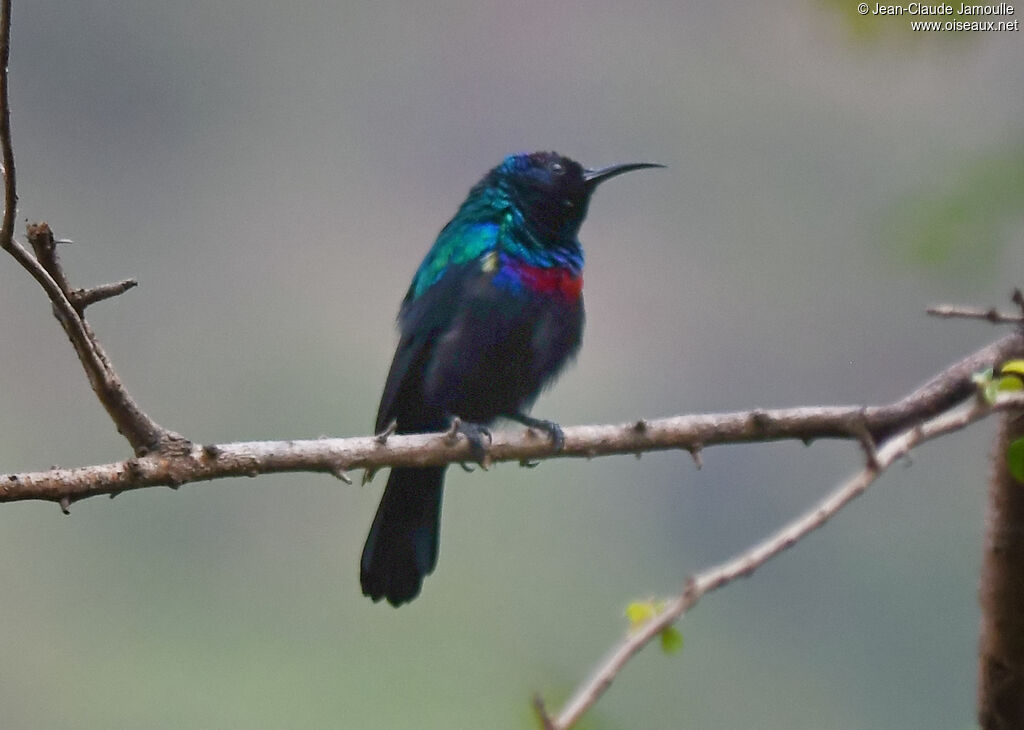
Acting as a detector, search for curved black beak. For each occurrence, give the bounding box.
[583,162,665,190]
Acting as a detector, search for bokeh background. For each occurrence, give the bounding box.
[0,1,1021,728]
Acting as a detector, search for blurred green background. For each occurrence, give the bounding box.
[0,1,1022,728]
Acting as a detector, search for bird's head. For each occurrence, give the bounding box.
[490,151,663,240]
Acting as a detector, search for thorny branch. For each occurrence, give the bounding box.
[0,0,13,246]
[927,289,1024,325]
[0,358,1022,507]
[0,0,180,457]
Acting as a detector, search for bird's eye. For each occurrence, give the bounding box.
[550,162,565,176]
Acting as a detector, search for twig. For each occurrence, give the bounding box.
[70,278,138,310]
[544,390,1024,730]
[0,0,14,247]
[927,304,1024,325]
[17,223,184,455]
[0,1,178,456]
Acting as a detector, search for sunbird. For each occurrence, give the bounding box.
[361,151,662,606]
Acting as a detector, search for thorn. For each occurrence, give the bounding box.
[683,575,699,601]
[362,468,378,485]
[444,417,463,443]
[634,452,643,460]
[532,694,556,730]
[124,458,143,482]
[458,462,475,473]
[519,459,540,468]
[53,237,74,245]
[374,419,398,444]
[202,444,222,459]
[633,418,648,433]
[331,466,353,484]
[59,496,71,515]
[1012,287,1024,312]
[688,444,703,470]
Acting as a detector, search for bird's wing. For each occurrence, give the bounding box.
[377,218,503,433]
[375,259,487,434]
[404,221,501,304]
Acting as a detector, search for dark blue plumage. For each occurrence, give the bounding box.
[361,151,661,606]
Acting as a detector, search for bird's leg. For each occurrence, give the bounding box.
[509,413,565,451]
[444,416,492,468]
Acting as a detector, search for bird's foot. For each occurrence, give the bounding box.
[510,413,565,451]
[445,417,492,468]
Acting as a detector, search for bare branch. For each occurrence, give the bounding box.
[14,222,182,456]
[0,409,912,505]
[928,304,1024,325]
[533,695,556,730]
[0,5,177,457]
[0,3,177,458]
[0,0,14,246]
[928,291,1024,325]
[545,390,1024,730]
[2,356,1023,509]
[70,278,138,310]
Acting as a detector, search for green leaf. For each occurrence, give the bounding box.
[999,360,1024,377]
[1008,437,1024,484]
[625,601,656,629]
[995,360,1024,393]
[997,375,1024,392]
[659,626,684,655]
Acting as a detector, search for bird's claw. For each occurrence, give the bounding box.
[512,413,565,451]
[446,417,492,467]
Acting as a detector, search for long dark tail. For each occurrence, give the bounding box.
[360,466,445,606]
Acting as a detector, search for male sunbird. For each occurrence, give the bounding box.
[361,151,662,606]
